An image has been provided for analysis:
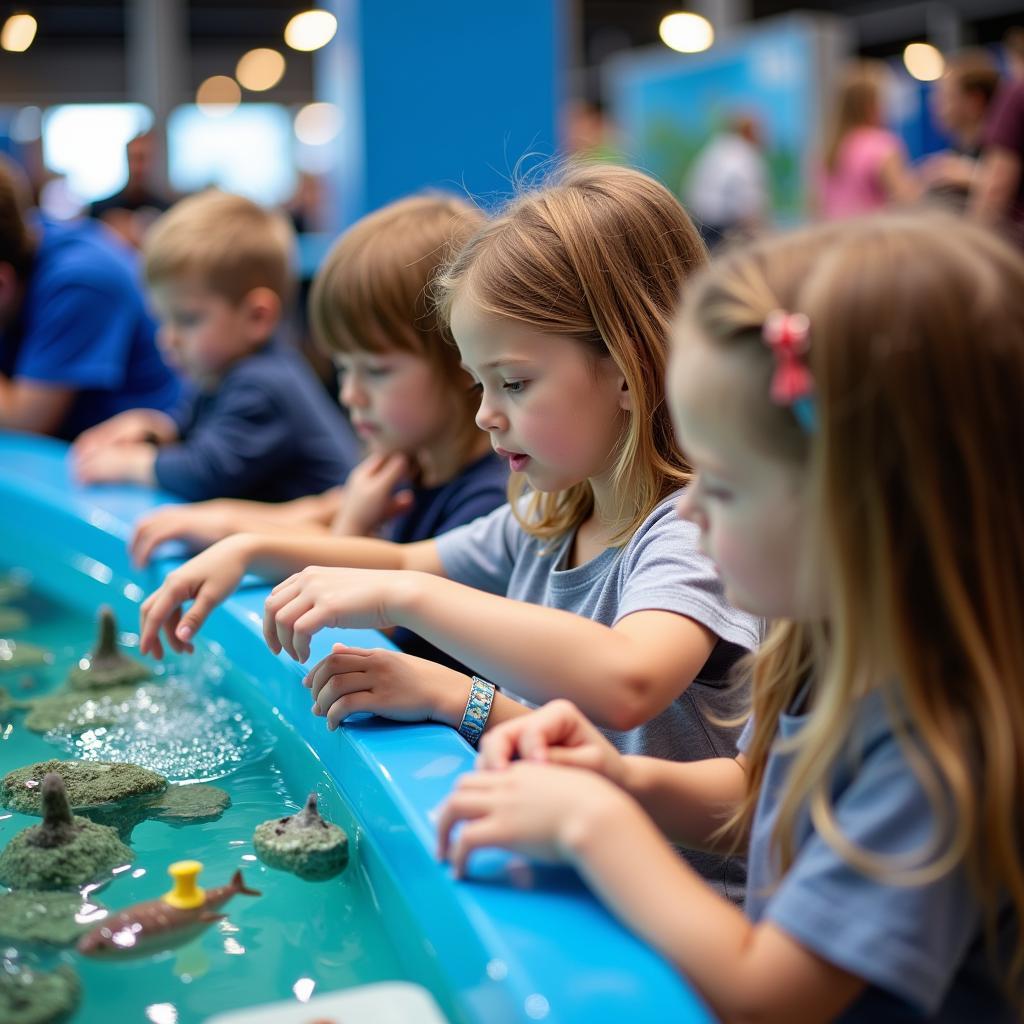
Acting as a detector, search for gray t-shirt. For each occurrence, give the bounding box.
[436,491,762,898]
[739,695,1016,1022]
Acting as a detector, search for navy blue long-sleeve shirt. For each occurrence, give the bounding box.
[155,339,359,502]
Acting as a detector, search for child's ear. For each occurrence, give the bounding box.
[618,376,633,412]
[243,286,282,339]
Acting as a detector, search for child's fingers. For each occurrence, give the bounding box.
[139,581,187,657]
[435,786,495,861]
[325,688,377,729]
[446,820,502,879]
[174,584,219,644]
[477,722,529,770]
[263,580,300,651]
[130,518,176,568]
[306,649,372,698]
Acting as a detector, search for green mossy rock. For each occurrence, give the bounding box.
[0,606,29,632]
[21,685,147,734]
[0,817,132,890]
[0,639,49,673]
[0,890,107,946]
[144,783,231,826]
[0,575,28,605]
[253,793,348,881]
[0,963,80,1024]
[1,759,167,814]
[0,774,133,890]
[66,606,150,691]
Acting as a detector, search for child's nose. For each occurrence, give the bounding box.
[474,396,506,433]
[340,375,367,409]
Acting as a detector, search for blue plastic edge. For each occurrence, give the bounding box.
[0,431,713,1024]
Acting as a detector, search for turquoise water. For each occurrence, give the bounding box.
[0,572,416,1024]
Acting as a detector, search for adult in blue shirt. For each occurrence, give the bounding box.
[0,158,181,439]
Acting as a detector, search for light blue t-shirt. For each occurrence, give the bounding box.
[437,490,762,898]
[740,693,1016,1022]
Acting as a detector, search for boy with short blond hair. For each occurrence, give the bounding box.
[73,189,358,500]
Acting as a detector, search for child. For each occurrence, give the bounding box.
[71,189,359,501]
[817,61,919,219]
[438,212,1024,1022]
[130,194,508,671]
[138,165,761,897]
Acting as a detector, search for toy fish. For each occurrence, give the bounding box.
[77,859,260,958]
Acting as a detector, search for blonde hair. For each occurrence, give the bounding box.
[309,193,486,458]
[144,189,295,304]
[824,60,887,172]
[680,212,1024,1000]
[435,163,707,544]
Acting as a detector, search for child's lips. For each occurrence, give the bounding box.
[495,447,530,472]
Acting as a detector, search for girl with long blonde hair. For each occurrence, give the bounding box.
[439,211,1023,1021]
[138,164,760,895]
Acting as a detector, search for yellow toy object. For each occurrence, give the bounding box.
[78,861,259,958]
[163,860,206,909]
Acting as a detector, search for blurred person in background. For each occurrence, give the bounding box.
[817,61,919,220]
[89,131,172,249]
[921,50,1001,211]
[0,156,181,439]
[971,36,1024,247]
[683,113,769,249]
[1004,28,1024,82]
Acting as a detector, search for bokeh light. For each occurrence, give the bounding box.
[284,9,337,52]
[196,75,242,117]
[659,12,714,54]
[294,102,341,145]
[236,48,286,92]
[1,13,37,52]
[903,42,945,82]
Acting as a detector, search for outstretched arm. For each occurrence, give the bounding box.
[138,532,444,658]
[438,764,865,1024]
[265,569,717,731]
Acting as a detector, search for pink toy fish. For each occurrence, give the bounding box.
[77,866,260,958]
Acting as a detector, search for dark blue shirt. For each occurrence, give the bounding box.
[155,339,360,502]
[0,216,182,440]
[384,450,508,671]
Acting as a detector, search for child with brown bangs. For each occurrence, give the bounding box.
[129,194,507,670]
[440,212,1024,1023]
[138,164,761,899]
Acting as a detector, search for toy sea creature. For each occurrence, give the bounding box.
[0,773,133,890]
[77,860,260,958]
[253,792,349,880]
[67,605,150,691]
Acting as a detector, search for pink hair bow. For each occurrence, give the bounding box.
[762,310,815,431]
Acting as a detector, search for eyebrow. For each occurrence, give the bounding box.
[460,357,533,372]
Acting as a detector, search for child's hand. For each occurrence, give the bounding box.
[263,566,415,662]
[73,443,157,486]
[138,535,253,658]
[303,643,469,729]
[477,698,627,786]
[130,504,237,567]
[436,761,634,878]
[329,452,414,536]
[72,409,177,458]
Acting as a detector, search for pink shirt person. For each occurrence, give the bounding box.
[818,126,908,220]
